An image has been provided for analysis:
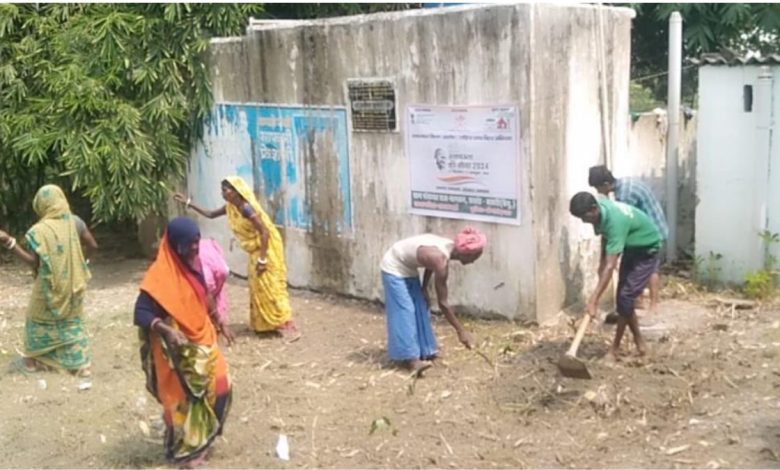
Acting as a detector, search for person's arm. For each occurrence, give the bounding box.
[421,268,433,307]
[205,292,235,346]
[134,292,188,347]
[245,210,270,274]
[173,193,226,219]
[0,230,37,268]
[80,226,99,258]
[586,253,620,317]
[597,238,607,274]
[419,246,474,349]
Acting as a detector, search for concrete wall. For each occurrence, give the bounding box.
[696,65,780,283]
[187,3,633,322]
[617,111,698,256]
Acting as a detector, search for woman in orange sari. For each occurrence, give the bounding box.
[133,217,232,467]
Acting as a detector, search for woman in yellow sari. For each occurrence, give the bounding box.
[0,185,92,376]
[174,176,299,341]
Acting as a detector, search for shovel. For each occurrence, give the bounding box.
[557,313,593,379]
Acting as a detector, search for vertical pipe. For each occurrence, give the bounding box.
[596,4,612,169]
[666,11,682,261]
[756,66,774,268]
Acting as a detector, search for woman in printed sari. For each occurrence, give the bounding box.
[174,176,300,341]
[133,217,232,467]
[0,185,91,376]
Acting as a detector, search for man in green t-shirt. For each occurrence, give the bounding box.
[569,192,662,361]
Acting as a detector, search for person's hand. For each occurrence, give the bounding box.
[164,328,189,349]
[219,324,236,346]
[458,329,474,349]
[585,300,598,319]
[255,262,267,275]
[422,290,431,309]
[173,193,188,205]
[0,230,9,245]
[255,256,268,275]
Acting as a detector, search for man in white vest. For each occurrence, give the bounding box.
[380,227,487,376]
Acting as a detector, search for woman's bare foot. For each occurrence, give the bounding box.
[22,357,40,372]
[279,320,302,343]
[22,357,54,373]
[182,451,208,469]
[73,366,92,378]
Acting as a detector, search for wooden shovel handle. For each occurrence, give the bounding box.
[566,313,592,357]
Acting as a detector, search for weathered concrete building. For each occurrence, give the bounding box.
[694,54,780,284]
[621,111,698,257]
[186,3,634,323]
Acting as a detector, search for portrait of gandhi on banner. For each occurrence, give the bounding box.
[434,148,447,171]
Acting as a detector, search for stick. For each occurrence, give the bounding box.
[475,350,494,368]
[311,415,318,457]
[723,374,738,390]
[439,432,454,456]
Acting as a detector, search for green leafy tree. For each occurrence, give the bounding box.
[623,3,780,106]
[0,4,261,232]
[261,3,419,20]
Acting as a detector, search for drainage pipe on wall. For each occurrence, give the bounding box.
[665,11,682,261]
[756,66,774,267]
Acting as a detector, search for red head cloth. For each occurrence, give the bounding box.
[454,227,487,255]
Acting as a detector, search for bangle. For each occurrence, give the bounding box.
[5,237,16,250]
[185,197,191,208]
[257,257,268,265]
[150,318,161,330]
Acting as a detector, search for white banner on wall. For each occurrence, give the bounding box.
[406,104,521,225]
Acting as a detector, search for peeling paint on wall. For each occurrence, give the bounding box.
[197,103,352,233]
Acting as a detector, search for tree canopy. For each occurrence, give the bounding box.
[625,3,780,109]
[0,4,261,232]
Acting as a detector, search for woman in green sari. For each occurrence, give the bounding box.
[0,185,92,376]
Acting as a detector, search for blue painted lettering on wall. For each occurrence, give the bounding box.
[200,104,352,233]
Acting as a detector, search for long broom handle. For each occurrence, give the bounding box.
[566,314,592,357]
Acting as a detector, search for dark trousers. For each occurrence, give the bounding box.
[616,249,660,317]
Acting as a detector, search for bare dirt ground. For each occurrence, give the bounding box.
[1,244,780,468]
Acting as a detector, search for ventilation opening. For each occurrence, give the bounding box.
[744,84,753,112]
[347,79,397,132]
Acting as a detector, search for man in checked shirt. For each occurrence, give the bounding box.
[589,165,669,317]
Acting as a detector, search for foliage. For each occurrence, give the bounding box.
[743,230,780,300]
[261,3,420,20]
[619,3,780,105]
[744,270,773,300]
[693,250,722,291]
[0,4,262,232]
[629,80,662,113]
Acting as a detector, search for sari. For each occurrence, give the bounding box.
[24,185,91,372]
[199,238,230,325]
[223,176,293,332]
[136,218,231,464]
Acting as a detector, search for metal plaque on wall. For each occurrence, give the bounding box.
[346,79,397,132]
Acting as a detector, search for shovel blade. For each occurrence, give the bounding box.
[557,354,592,379]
